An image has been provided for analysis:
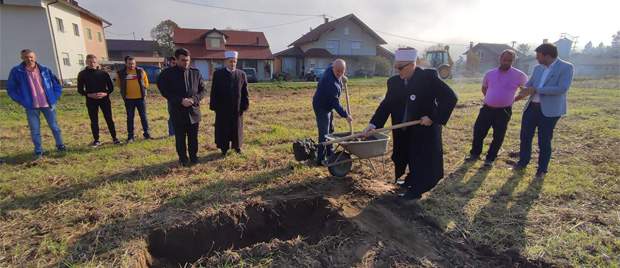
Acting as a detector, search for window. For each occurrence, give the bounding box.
[344,27,350,35]
[86,28,92,40]
[326,40,340,55]
[97,32,102,42]
[351,41,362,50]
[62,52,70,66]
[56,17,64,32]
[72,23,79,36]
[207,37,221,48]
[77,54,84,66]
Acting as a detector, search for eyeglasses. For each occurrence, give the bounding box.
[396,63,412,71]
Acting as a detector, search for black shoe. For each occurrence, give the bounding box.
[535,171,547,178]
[234,148,242,154]
[127,138,135,143]
[35,152,44,160]
[179,160,189,167]
[190,157,198,165]
[221,149,228,156]
[144,134,152,140]
[398,190,422,200]
[511,163,527,171]
[483,160,494,167]
[465,154,480,162]
[113,139,121,145]
[91,141,101,147]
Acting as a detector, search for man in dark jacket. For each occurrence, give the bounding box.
[158,56,177,137]
[158,48,207,166]
[312,59,353,165]
[363,48,458,200]
[77,54,119,146]
[7,49,66,158]
[210,51,249,155]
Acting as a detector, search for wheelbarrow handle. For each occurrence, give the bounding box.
[321,120,421,146]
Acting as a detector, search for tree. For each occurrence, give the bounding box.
[517,43,531,56]
[150,20,178,57]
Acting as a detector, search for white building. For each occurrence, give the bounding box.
[0,0,110,85]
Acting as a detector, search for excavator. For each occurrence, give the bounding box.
[417,45,453,79]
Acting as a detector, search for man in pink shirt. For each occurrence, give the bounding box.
[466,50,527,166]
[7,49,65,158]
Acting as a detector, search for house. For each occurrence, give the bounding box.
[173,27,274,81]
[274,14,393,79]
[106,39,164,66]
[464,42,526,74]
[571,53,620,78]
[0,0,110,85]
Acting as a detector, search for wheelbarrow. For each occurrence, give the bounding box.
[321,120,421,177]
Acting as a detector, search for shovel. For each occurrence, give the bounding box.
[342,76,353,135]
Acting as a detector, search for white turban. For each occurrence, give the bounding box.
[224,50,238,59]
[395,48,418,62]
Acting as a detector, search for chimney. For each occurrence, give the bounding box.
[324,17,329,24]
[543,38,549,44]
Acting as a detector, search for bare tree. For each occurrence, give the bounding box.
[517,43,531,56]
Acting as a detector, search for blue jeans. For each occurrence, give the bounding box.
[518,103,560,173]
[25,105,65,155]
[124,99,150,139]
[314,109,334,163]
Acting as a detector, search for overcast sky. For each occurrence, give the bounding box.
[79,0,619,56]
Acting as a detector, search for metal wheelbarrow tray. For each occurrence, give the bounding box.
[324,132,390,177]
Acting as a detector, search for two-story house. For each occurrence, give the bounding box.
[173,27,274,81]
[274,14,392,79]
[0,0,110,85]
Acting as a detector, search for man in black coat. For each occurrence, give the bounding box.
[363,48,458,200]
[157,48,206,166]
[210,50,249,155]
[77,54,119,146]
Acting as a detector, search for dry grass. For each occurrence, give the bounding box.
[0,77,618,267]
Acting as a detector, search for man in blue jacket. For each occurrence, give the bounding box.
[514,43,574,178]
[312,59,353,166]
[7,49,65,158]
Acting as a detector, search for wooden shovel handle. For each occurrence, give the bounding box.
[321,120,421,146]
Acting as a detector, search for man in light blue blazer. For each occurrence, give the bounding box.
[514,43,574,177]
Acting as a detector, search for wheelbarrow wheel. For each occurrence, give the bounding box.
[327,152,352,177]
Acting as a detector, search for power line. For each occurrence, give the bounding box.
[376,30,469,47]
[171,0,328,17]
[246,17,320,30]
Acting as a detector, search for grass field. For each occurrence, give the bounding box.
[0,77,618,267]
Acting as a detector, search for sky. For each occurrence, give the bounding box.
[79,0,619,56]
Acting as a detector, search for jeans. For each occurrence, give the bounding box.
[518,103,560,173]
[25,105,65,155]
[87,97,117,141]
[314,109,334,163]
[470,105,512,161]
[124,99,150,139]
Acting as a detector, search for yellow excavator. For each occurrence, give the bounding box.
[417,45,453,79]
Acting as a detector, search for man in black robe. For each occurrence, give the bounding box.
[210,51,249,155]
[363,48,458,200]
[157,48,206,166]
